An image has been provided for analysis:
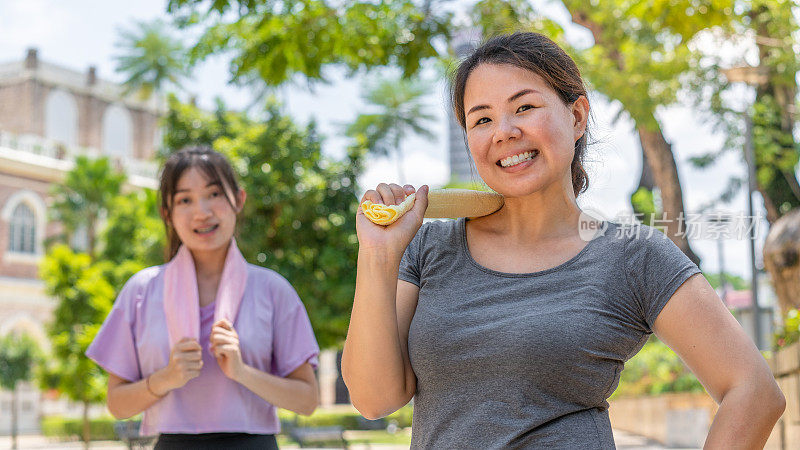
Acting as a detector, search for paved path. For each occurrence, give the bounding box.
[2,430,698,449]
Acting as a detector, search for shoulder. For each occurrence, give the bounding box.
[120,265,164,298]
[246,264,302,305]
[415,218,459,246]
[128,265,164,286]
[612,222,677,254]
[110,265,164,315]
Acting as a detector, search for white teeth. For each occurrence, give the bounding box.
[196,225,217,233]
[500,151,537,168]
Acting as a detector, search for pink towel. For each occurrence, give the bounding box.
[163,238,248,349]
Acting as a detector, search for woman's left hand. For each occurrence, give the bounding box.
[210,319,246,381]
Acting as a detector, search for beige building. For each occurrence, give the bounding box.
[0,48,161,433]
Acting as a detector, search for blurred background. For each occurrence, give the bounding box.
[0,0,798,448]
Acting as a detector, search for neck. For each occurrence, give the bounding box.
[487,178,582,243]
[189,241,230,280]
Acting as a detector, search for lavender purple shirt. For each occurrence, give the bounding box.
[86,263,320,436]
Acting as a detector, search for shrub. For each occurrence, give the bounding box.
[610,336,704,399]
[41,416,117,441]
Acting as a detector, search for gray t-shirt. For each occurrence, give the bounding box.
[398,218,701,449]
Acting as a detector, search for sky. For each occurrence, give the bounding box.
[0,0,784,283]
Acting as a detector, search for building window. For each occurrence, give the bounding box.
[102,104,133,159]
[45,89,78,148]
[9,203,36,254]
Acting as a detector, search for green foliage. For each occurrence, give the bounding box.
[559,0,738,130]
[48,156,126,258]
[773,308,800,349]
[630,187,658,226]
[0,333,40,391]
[611,336,704,399]
[167,0,452,86]
[39,245,114,404]
[345,75,435,182]
[40,416,118,441]
[114,19,191,98]
[277,404,413,429]
[162,97,361,348]
[703,271,749,291]
[99,189,165,267]
[685,0,799,216]
[752,93,800,215]
[470,0,566,40]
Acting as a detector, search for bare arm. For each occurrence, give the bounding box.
[106,338,203,419]
[653,273,785,449]
[235,362,319,416]
[342,183,428,419]
[209,319,319,416]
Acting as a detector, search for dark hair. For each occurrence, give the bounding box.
[158,145,241,261]
[451,32,590,197]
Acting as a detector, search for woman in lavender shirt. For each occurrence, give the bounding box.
[87,146,320,449]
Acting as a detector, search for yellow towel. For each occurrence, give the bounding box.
[361,189,504,226]
[361,193,416,225]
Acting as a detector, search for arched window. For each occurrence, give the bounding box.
[45,89,78,147]
[102,104,133,158]
[2,190,47,259]
[9,203,35,254]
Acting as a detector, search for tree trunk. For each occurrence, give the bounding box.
[82,401,90,449]
[752,1,800,315]
[637,147,656,191]
[638,125,701,266]
[11,384,17,450]
[569,8,701,267]
[763,208,800,314]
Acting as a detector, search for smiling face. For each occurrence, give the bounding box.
[463,63,588,199]
[167,166,244,254]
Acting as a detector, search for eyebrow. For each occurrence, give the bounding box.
[466,89,541,116]
[174,181,221,195]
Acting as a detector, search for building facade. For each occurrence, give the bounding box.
[0,48,161,433]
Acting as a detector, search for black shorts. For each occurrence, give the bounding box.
[154,432,278,450]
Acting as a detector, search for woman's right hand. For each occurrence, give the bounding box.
[159,337,203,392]
[356,183,429,257]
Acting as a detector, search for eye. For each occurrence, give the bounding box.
[517,104,535,113]
[177,197,190,205]
[474,117,491,126]
[210,191,220,198]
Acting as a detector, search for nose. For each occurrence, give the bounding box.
[193,198,214,219]
[494,116,521,144]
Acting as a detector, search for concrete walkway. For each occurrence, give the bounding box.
[2,430,698,449]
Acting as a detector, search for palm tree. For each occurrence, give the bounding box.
[346,76,436,183]
[114,19,191,98]
[49,156,126,260]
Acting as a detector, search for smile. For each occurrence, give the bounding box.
[498,150,538,168]
[194,225,219,234]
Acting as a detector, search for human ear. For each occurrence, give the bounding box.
[571,95,590,140]
[235,189,247,213]
[159,206,171,225]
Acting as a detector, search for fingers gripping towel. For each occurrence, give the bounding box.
[163,239,248,349]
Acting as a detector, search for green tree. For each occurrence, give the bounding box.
[40,245,115,447]
[167,0,451,86]
[0,333,40,450]
[99,188,165,268]
[48,156,126,259]
[682,1,799,313]
[114,19,192,98]
[346,76,435,183]
[163,96,362,348]
[611,335,703,398]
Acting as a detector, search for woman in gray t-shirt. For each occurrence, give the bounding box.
[342,32,784,449]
